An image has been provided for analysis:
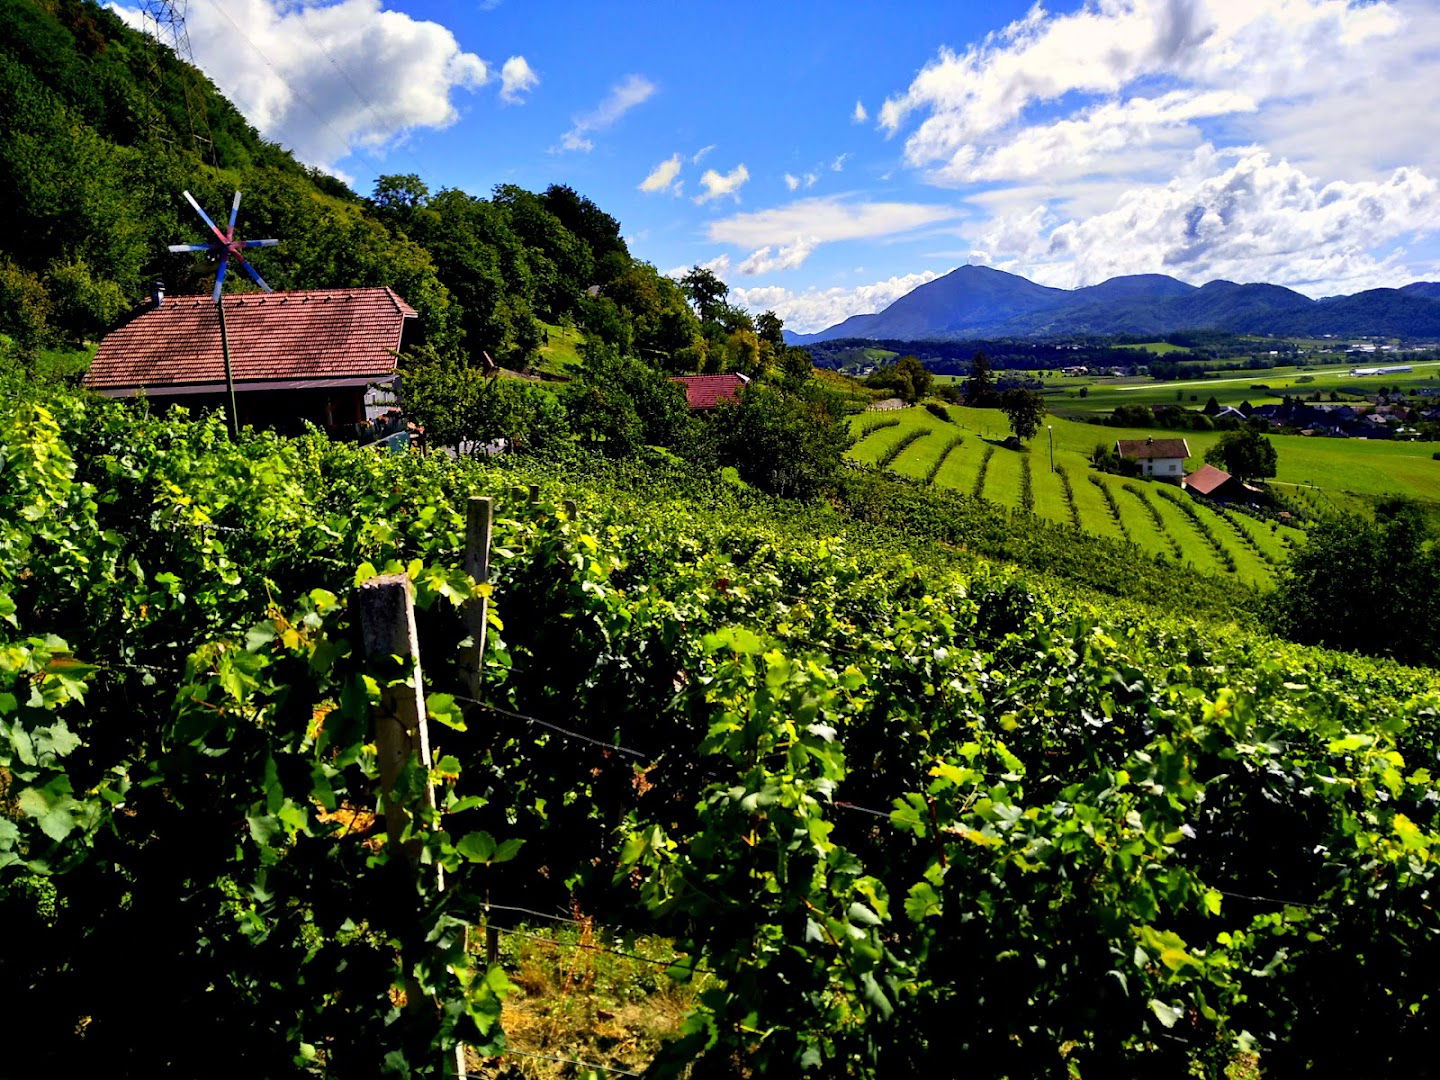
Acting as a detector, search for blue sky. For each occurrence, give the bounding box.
[114,0,1440,331]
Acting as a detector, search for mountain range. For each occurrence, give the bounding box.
[782,266,1440,344]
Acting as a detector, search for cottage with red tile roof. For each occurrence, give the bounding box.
[84,287,417,437]
[1115,436,1190,482]
[671,373,749,410]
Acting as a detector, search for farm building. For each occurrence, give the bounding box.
[672,373,750,410]
[1183,464,1247,501]
[1116,436,1190,481]
[83,287,417,438]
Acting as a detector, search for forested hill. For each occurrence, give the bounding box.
[0,0,768,375]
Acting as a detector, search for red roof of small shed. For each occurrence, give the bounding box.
[1184,463,1234,495]
[84,287,416,394]
[672,373,749,409]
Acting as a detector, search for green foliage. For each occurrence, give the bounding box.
[402,350,571,455]
[1269,500,1440,665]
[865,354,932,404]
[8,385,1440,1077]
[963,350,997,407]
[1206,428,1278,481]
[711,380,853,499]
[1000,386,1046,441]
[563,340,700,458]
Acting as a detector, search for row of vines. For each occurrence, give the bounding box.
[5,387,1440,1077]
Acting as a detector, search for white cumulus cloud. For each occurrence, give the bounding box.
[694,163,751,204]
[638,153,683,194]
[559,73,655,152]
[738,236,820,275]
[852,99,868,123]
[732,270,948,333]
[973,148,1440,295]
[111,0,487,174]
[499,55,539,103]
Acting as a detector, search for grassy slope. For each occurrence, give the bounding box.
[848,406,1307,587]
[535,322,585,377]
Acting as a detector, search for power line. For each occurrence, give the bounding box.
[454,694,648,761]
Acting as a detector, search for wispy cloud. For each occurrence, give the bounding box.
[851,99,867,123]
[711,196,960,273]
[694,163,750,204]
[691,144,715,164]
[638,152,683,195]
[559,73,655,152]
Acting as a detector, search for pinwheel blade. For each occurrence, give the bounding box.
[183,190,227,243]
[211,257,230,304]
[226,190,241,240]
[237,255,273,293]
[168,244,214,253]
[241,239,280,249]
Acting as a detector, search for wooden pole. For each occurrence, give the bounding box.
[357,573,437,864]
[216,299,239,438]
[358,573,464,1076]
[460,496,494,699]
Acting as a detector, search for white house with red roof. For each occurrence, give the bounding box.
[84,287,417,437]
[1116,436,1190,482]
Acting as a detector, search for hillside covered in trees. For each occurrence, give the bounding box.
[0,0,779,380]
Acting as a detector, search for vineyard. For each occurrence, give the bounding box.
[7,386,1440,1077]
[850,406,1304,586]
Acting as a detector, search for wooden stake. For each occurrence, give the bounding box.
[460,497,494,699]
[357,573,437,864]
[527,483,540,503]
[358,573,459,1075]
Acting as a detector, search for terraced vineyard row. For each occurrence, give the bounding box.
[849,406,1305,586]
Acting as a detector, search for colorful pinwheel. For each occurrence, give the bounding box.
[168,190,279,302]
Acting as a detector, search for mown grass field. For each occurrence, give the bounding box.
[1045,359,1440,418]
[851,406,1312,586]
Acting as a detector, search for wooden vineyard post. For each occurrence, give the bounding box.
[358,573,438,861]
[460,496,494,699]
[357,573,466,1076]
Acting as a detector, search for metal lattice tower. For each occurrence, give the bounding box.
[139,0,218,168]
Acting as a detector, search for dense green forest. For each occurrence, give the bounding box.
[6,3,1440,1077]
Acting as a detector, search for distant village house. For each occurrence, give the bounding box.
[1116,436,1189,481]
[83,286,418,440]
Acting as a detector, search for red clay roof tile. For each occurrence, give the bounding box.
[672,373,749,409]
[84,288,416,392]
[1116,437,1190,460]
